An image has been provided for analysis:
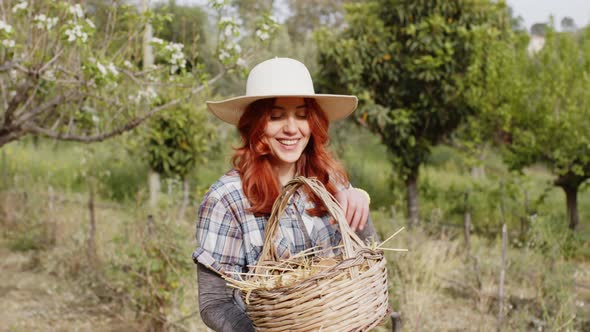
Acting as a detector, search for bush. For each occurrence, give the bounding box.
[108,219,191,330]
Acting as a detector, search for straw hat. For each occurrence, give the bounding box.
[206,57,358,125]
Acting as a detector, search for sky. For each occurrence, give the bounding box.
[506,0,590,31]
[167,0,590,32]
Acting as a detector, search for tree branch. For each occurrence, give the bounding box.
[13,67,225,144]
[4,80,34,127]
[355,115,385,141]
[14,92,77,127]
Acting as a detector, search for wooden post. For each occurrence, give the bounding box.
[48,186,56,245]
[463,191,471,251]
[1,148,6,189]
[390,205,397,229]
[178,178,189,221]
[500,181,506,226]
[147,214,155,237]
[497,223,507,330]
[87,180,97,266]
[521,189,529,237]
[391,312,402,332]
[149,170,160,210]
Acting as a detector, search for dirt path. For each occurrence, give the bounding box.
[0,247,127,332]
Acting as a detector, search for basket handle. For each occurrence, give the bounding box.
[255,176,365,272]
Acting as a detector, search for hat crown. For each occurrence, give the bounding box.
[245,58,315,96]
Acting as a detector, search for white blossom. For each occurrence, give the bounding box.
[1,40,15,48]
[164,43,183,52]
[236,57,246,67]
[34,14,58,30]
[129,86,158,104]
[85,18,95,29]
[96,62,107,76]
[64,24,88,43]
[219,49,230,61]
[69,4,84,19]
[34,15,59,30]
[92,115,100,123]
[34,14,48,26]
[0,20,13,33]
[81,105,95,113]
[262,24,269,30]
[124,60,133,68]
[43,69,56,81]
[151,37,164,44]
[9,90,17,99]
[224,25,234,37]
[210,0,226,7]
[164,42,186,71]
[107,63,119,76]
[219,16,233,24]
[256,30,270,41]
[12,1,28,13]
[47,17,59,30]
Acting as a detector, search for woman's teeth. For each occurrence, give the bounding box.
[278,139,298,146]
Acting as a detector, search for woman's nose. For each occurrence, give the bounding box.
[283,116,297,133]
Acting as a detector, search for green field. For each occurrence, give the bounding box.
[0,131,587,331]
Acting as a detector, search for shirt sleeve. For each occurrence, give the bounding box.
[193,194,246,278]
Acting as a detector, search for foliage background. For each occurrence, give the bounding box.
[0,0,589,331]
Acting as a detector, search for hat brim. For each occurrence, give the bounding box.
[206,94,358,125]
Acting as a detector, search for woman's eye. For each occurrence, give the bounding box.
[296,111,308,119]
[269,111,284,120]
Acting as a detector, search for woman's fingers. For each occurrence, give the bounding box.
[334,188,370,230]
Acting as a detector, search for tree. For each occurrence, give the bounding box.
[560,16,576,33]
[284,0,354,44]
[316,0,510,226]
[0,0,250,148]
[502,27,590,230]
[456,9,529,179]
[141,101,216,219]
[531,22,548,36]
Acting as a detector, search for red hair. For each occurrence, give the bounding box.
[232,98,349,216]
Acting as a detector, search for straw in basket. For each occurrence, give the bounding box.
[224,176,390,332]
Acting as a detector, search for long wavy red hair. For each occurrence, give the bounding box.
[232,97,349,216]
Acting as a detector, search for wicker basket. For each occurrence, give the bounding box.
[229,176,389,332]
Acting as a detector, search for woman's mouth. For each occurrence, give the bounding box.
[277,139,299,146]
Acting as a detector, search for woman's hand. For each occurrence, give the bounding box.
[334,188,370,231]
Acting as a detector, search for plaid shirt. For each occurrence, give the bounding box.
[192,169,342,278]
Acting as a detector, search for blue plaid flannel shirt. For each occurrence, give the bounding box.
[192,169,343,278]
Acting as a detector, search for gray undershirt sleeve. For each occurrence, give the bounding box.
[197,263,254,332]
[196,215,378,331]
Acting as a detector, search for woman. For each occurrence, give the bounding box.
[193,57,377,331]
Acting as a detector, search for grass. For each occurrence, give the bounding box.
[0,133,588,330]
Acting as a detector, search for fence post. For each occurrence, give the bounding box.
[147,214,155,237]
[463,191,471,251]
[521,189,529,237]
[48,186,56,245]
[391,311,402,332]
[1,149,6,189]
[497,223,507,330]
[87,179,97,266]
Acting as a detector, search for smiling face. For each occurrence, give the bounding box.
[264,97,311,171]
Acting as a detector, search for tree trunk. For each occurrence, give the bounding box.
[554,172,584,231]
[141,0,154,69]
[178,178,190,221]
[149,170,160,209]
[405,167,419,228]
[562,185,579,230]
